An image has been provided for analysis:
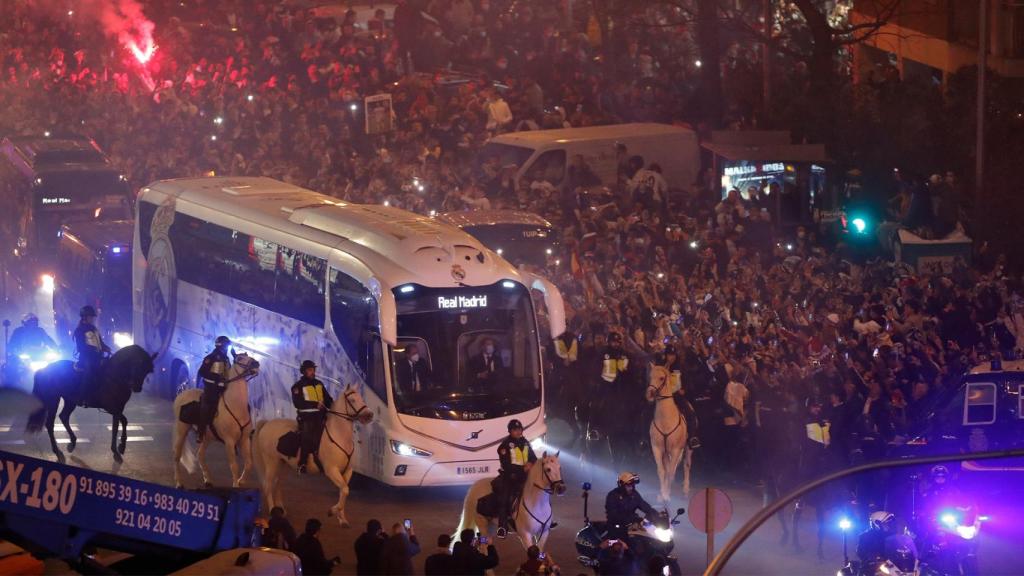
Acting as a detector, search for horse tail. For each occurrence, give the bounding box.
[252,420,269,481]
[25,369,51,433]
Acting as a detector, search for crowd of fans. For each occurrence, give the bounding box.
[2,0,1022,571]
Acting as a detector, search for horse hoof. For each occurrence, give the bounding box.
[67,439,77,453]
[204,481,213,488]
[113,452,123,464]
[118,443,127,455]
[55,452,66,465]
[175,484,184,490]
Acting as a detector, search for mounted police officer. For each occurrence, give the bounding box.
[197,336,231,439]
[605,472,658,541]
[495,418,537,539]
[291,360,333,474]
[74,305,109,405]
[660,345,701,449]
[7,313,57,359]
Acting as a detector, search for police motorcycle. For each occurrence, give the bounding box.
[574,481,684,573]
[837,512,919,576]
[916,496,981,576]
[1,318,61,390]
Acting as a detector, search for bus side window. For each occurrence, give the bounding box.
[137,201,157,257]
[963,382,997,425]
[523,150,566,186]
[362,333,388,404]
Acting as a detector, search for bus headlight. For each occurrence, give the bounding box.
[390,440,432,457]
[530,437,545,451]
[40,274,55,293]
[113,332,134,349]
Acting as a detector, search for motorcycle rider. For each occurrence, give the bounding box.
[74,305,109,406]
[857,511,895,563]
[7,313,57,359]
[605,472,659,541]
[197,336,232,439]
[660,344,701,449]
[291,360,333,474]
[495,418,537,539]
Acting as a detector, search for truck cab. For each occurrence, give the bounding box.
[50,220,133,352]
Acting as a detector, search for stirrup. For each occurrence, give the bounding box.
[496,526,507,539]
[688,436,701,449]
[298,464,308,475]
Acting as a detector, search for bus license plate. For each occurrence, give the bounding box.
[456,465,489,475]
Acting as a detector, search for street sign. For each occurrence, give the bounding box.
[688,486,733,533]
[0,450,258,558]
[688,487,734,568]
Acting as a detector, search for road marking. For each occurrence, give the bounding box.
[107,425,144,431]
[0,440,25,445]
[55,438,90,444]
[126,436,154,442]
[0,426,10,433]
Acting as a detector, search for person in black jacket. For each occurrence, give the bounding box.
[379,521,420,575]
[292,519,339,576]
[469,337,505,388]
[197,335,231,438]
[495,419,537,538]
[423,534,454,576]
[261,506,296,550]
[291,360,334,474]
[451,529,499,575]
[395,343,432,394]
[354,518,385,575]
[605,472,658,541]
[74,305,110,406]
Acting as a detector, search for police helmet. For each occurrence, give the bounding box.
[215,335,231,348]
[300,360,317,371]
[22,313,38,327]
[79,305,97,318]
[617,472,640,487]
[869,511,895,530]
[507,419,524,432]
[930,465,949,483]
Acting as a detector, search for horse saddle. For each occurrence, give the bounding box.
[276,431,301,458]
[476,477,522,521]
[178,401,202,426]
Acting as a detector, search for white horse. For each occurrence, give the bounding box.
[253,383,372,527]
[172,352,260,489]
[647,364,692,503]
[457,452,567,550]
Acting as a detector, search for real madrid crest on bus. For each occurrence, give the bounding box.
[451,264,466,282]
[142,197,177,362]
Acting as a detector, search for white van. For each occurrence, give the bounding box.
[480,123,700,192]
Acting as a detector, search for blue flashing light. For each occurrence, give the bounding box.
[851,217,867,234]
[399,285,415,294]
[111,246,123,254]
[502,281,516,289]
[940,512,957,529]
[838,518,852,531]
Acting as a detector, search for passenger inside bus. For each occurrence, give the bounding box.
[467,336,508,389]
[395,341,432,394]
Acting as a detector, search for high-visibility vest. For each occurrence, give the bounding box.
[555,338,578,362]
[601,355,628,382]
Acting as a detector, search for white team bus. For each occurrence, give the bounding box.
[133,177,564,486]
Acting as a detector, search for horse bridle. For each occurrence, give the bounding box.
[327,388,369,422]
[647,367,674,401]
[519,458,564,542]
[217,358,258,436]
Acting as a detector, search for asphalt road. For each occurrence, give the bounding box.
[2,283,1022,575]
[0,393,913,575]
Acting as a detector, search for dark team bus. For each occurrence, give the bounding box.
[438,210,558,269]
[0,135,132,281]
[50,220,133,352]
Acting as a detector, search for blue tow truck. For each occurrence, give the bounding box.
[0,449,298,574]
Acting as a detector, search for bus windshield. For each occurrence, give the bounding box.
[460,223,555,268]
[391,281,540,421]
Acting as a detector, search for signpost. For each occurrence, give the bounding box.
[688,487,733,568]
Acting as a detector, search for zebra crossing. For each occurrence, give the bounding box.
[0,420,156,447]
